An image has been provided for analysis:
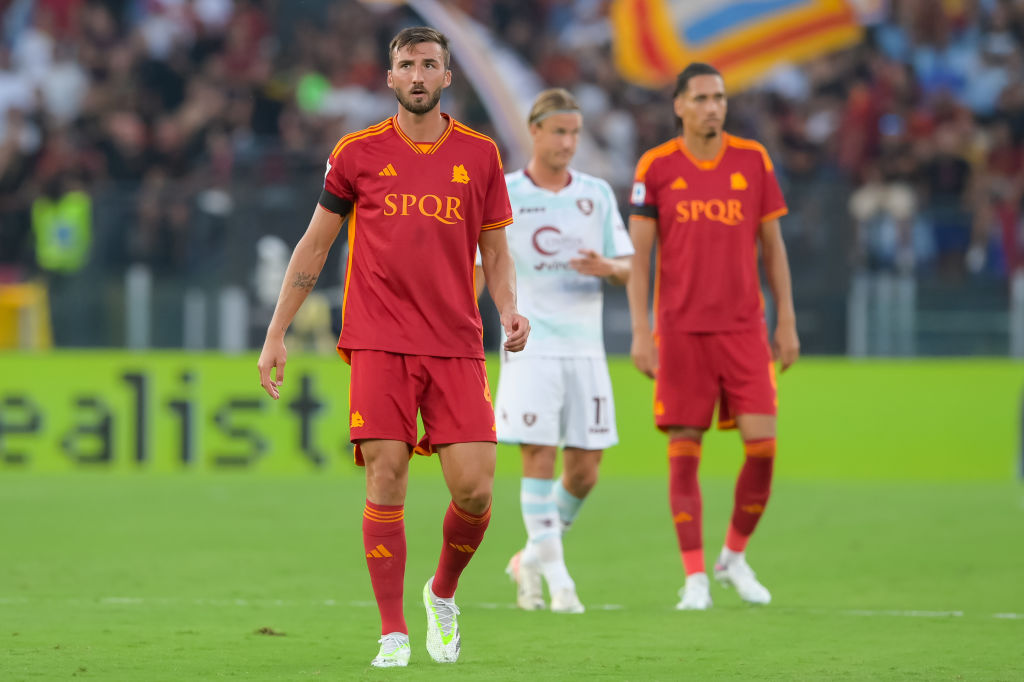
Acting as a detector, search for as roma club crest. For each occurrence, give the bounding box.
[576,198,594,215]
[523,413,537,426]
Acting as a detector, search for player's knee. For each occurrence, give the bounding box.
[521,445,558,477]
[564,468,598,498]
[453,486,492,515]
[365,461,407,496]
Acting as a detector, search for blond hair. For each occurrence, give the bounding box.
[527,88,581,126]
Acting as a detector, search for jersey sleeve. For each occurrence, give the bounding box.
[629,152,659,219]
[600,180,634,258]
[759,151,788,223]
[318,142,355,215]
[480,146,513,231]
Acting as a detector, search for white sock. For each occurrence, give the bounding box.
[554,479,584,532]
[520,477,573,593]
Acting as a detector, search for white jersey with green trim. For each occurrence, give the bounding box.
[503,168,633,358]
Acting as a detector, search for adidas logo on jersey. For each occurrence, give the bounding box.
[378,164,398,177]
[671,176,688,190]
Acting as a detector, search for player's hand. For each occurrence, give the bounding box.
[502,311,530,352]
[773,320,800,372]
[569,249,614,277]
[257,335,287,400]
[631,329,657,379]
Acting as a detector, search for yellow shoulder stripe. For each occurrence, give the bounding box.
[331,119,392,159]
[634,140,679,181]
[727,135,774,172]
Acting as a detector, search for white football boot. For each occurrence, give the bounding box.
[676,572,713,610]
[550,587,585,614]
[370,632,411,667]
[714,553,771,604]
[505,549,546,611]
[423,577,461,663]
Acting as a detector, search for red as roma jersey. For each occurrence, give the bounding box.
[320,114,513,361]
[630,133,787,333]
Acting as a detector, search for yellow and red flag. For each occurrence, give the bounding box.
[610,0,862,92]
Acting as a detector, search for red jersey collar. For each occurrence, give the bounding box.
[677,132,729,171]
[391,113,455,155]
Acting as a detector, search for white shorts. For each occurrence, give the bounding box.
[494,355,618,450]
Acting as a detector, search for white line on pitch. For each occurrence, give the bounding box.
[845,609,963,618]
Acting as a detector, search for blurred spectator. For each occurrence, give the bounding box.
[921,124,976,278]
[848,113,921,272]
[972,118,1024,275]
[3,0,1024,299]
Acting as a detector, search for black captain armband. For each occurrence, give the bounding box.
[630,205,658,219]
[318,188,354,216]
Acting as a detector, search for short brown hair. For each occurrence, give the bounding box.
[527,88,581,126]
[388,26,450,69]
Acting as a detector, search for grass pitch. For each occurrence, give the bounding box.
[2,473,1022,681]
[2,357,1022,679]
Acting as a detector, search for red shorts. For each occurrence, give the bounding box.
[348,350,496,465]
[654,328,777,431]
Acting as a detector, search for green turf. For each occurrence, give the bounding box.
[2,473,1022,680]
[2,354,1022,678]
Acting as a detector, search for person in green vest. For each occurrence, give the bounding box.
[31,183,92,274]
[31,177,93,346]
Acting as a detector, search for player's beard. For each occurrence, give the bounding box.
[396,85,443,115]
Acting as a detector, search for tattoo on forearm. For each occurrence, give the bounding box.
[291,272,317,290]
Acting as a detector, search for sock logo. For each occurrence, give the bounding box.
[741,504,765,514]
[366,544,393,558]
[673,511,693,522]
[447,542,476,553]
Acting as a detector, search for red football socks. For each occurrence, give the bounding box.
[431,500,491,598]
[726,438,776,552]
[362,501,407,635]
[668,438,705,575]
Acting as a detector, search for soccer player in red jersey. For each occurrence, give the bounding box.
[256,27,530,666]
[627,63,799,610]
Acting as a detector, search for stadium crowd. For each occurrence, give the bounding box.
[1,0,1023,284]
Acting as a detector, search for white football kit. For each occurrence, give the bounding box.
[495,169,633,449]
